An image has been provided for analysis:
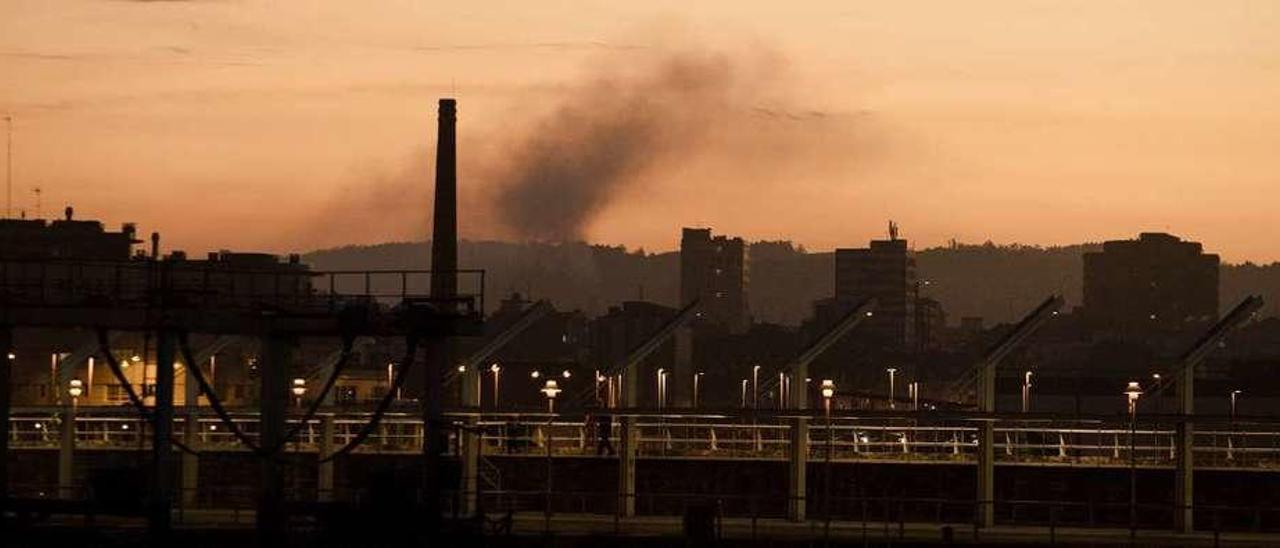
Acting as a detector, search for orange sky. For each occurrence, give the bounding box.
[2,1,1278,262]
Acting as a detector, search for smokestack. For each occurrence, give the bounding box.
[430,98,458,301]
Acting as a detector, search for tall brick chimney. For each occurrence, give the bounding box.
[430,98,457,301]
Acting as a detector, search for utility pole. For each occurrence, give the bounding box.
[5,115,12,219]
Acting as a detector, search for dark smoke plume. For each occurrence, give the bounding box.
[490,51,752,241]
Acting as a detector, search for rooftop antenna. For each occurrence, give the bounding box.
[5,115,11,219]
[32,186,42,219]
[888,220,899,241]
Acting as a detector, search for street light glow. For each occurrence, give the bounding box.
[68,378,83,398]
[820,379,836,400]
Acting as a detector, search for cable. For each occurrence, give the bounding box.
[276,336,355,451]
[97,329,153,418]
[317,336,419,464]
[175,332,266,455]
[96,328,198,456]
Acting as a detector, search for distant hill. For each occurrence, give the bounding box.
[302,240,1280,325]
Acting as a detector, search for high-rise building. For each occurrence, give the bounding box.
[680,228,748,333]
[833,237,916,349]
[1082,232,1219,333]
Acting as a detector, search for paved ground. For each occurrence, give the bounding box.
[10,508,1280,546]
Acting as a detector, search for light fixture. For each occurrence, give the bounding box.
[562,370,572,379]
[68,378,84,398]
[291,378,307,397]
[456,365,466,373]
[490,363,501,373]
[820,379,836,400]
[531,370,541,379]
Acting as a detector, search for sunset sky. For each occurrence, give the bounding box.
[2,1,1278,262]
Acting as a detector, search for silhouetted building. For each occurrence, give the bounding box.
[834,237,916,350]
[0,208,138,261]
[680,228,748,333]
[1082,232,1218,334]
[590,301,677,404]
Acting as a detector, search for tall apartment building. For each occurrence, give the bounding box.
[833,237,916,350]
[1083,232,1219,333]
[680,228,749,333]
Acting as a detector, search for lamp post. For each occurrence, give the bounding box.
[540,378,561,532]
[752,365,761,409]
[1022,371,1033,413]
[1230,389,1242,419]
[1124,380,1142,536]
[740,379,748,408]
[541,379,561,414]
[68,378,83,408]
[291,378,306,409]
[693,372,704,409]
[655,368,665,409]
[489,364,501,409]
[820,379,836,542]
[886,368,898,409]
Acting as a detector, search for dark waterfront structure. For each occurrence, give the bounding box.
[680,227,748,334]
[1083,232,1219,334]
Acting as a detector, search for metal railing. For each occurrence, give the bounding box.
[11,409,1280,470]
[0,259,485,315]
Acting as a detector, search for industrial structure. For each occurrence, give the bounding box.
[1,101,1277,545]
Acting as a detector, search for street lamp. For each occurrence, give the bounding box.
[540,379,561,413]
[752,365,761,409]
[820,379,836,541]
[562,370,571,379]
[531,370,541,379]
[778,372,787,408]
[1022,371,1033,413]
[693,372,704,409]
[490,364,501,409]
[886,368,898,409]
[740,379,748,408]
[656,368,665,409]
[67,378,83,404]
[909,381,920,411]
[1124,380,1142,535]
[1230,389,1242,419]
[292,378,307,409]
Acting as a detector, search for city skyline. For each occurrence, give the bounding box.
[3,1,1280,261]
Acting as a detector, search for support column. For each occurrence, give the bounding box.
[1175,365,1195,533]
[976,362,996,529]
[423,337,446,530]
[617,364,638,517]
[318,415,335,502]
[788,420,808,521]
[788,361,809,522]
[257,334,290,546]
[181,357,200,507]
[151,329,177,539]
[58,399,75,499]
[459,367,481,516]
[0,327,11,538]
